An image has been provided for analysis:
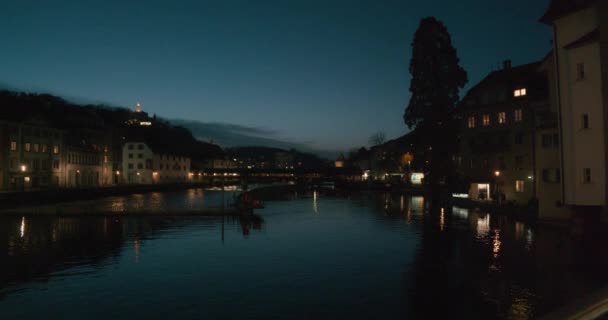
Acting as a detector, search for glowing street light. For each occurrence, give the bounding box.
[20,165,27,172]
[494,171,501,177]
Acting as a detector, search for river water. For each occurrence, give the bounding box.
[0,188,607,319]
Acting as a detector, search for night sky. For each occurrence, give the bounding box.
[1,0,551,155]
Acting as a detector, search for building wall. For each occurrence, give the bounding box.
[152,153,191,183]
[553,5,606,206]
[535,128,571,220]
[63,148,106,188]
[122,142,155,184]
[1,122,64,191]
[122,142,191,184]
[458,103,537,205]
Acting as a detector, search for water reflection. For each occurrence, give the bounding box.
[0,213,264,297]
[477,213,491,238]
[12,189,237,214]
[1,192,608,320]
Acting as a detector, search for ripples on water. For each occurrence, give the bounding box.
[1,189,608,319]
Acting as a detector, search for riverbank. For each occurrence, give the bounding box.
[0,206,242,216]
[0,183,213,210]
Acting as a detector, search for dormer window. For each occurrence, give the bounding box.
[514,88,527,97]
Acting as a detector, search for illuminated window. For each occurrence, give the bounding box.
[33,143,39,153]
[42,144,48,153]
[10,141,17,151]
[467,116,475,128]
[498,112,506,124]
[482,114,490,126]
[583,168,591,184]
[53,145,60,154]
[25,143,31,152]
[514,109,523,122]
[514,88,527,97]
[515,180,524,192]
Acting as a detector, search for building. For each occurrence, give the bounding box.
[334,154,345,168]
[541,0,608,216]
[0,119,64,191]
[63,144,111,188]
[122,142,191,184]
[456,60,550,205]
[125,102,154,127]
[61,112,114,188]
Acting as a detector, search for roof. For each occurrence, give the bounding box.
[540,0,595,24]
[564,28,600,49]
[336,153,345,161]
[464,61,543,97]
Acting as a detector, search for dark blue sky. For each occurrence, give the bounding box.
[1,0,551,154]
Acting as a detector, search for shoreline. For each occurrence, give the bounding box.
[0,183,215,211]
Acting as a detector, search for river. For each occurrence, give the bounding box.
[0,188,607,319]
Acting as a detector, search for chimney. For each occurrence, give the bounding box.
[503,60,512,70]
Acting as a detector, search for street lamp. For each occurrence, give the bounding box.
[20,165,27,172]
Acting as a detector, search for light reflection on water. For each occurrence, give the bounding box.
[0,190,607,319]
[16,188,237,214]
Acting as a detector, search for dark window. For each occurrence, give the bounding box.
[137,163,143,169]
[583,168,591,184]
[577,63,585,80]
[128,163,134,169]
[515,133,523,145]
[515,156,523,170]
[582,114,590,129]
[138,153,143,159]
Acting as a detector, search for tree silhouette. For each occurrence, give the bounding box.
[403,17,467,189]
[369,131,386,147]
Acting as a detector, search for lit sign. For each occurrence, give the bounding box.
[410,172,424,185]
[452,193,469,198]
[140,121,152,126]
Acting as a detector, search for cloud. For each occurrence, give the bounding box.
[171,119,339,159]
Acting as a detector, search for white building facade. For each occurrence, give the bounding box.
[122,142,191,184]
[542,0,608,213]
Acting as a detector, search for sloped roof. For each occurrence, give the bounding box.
[465,61,543,97]
[540,0,595,24]
[564,28,600,49]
